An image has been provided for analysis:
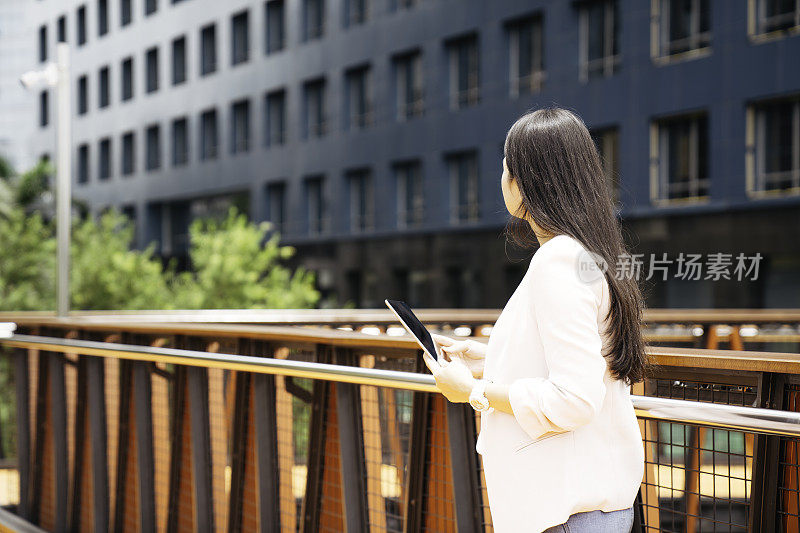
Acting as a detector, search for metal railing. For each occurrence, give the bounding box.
[0,313,799,531]
[3,334,800,438]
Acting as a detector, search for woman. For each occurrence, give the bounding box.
[427,107,648,532]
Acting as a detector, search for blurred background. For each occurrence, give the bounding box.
[0,0,797,313]
[0,2,799,532]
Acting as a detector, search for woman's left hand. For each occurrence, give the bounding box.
[427,356,477,403]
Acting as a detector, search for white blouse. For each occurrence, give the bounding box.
[476,234,644,532]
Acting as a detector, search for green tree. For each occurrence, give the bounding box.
[70,209,175,310]
[15,159,53,213]
[0,155,13,180]
[0,208,56,311]
[173,208,320,309]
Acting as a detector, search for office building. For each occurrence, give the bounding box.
[28,0,800,308]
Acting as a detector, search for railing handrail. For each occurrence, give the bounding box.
[4,333,800,438]
[1,308,800,325]
[3,323,800,372]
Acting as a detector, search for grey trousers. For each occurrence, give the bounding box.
[541,506,634,532]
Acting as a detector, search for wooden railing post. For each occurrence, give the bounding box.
[301,345,331,533]
[750,372,786,533]
[403,352,431,533]
[334,347,370,533]
[30,346,68,532]
[186,364,215,533]
[445,401,483,533]
[252,341,281,531]
[13,348,31,520]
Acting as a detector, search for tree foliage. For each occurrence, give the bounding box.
[70,210,175,310]
[0,208,56,311]
[173,208,319,309]
[0,204,319,312]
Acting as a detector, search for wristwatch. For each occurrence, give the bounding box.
[469,379,494,413]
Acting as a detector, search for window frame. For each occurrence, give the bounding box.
[651,0,712,63]
[649,111,710,204]
[578,0,620,82]
[746,95,800,197]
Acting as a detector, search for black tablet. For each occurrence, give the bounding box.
[385,299,442,364]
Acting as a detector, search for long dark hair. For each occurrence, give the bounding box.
[503,107,649,385]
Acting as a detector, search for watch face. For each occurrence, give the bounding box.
[470,397,490,411]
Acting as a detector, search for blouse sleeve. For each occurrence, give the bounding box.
[507,243,607,442]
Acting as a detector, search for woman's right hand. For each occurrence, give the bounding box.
[431,333,487,379]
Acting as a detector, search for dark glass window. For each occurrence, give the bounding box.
[39,91,49,128]
[393,51,423,120]
[345,65,371,130]
[580,1,619,80]
[99,66,110,108]
[146,47,159,93]
[121,131,136,176]
[121,57,134,101]
[265,181,286,232]
[654,113,709,200]
[394,160,423,227]
[145,0,157,16]
[199,109,218,160]
[304,175,325,235]
[121,0,132,26]
[200,24,217,76]
[754,98,800,191]
[172,36,187,85]
[755,0,800,34]
[265,89,286,146]
[345,0,368,27]
[506,14,544,96]
[77,75,89,115]
[589,127,620,205]
[303,0,324,41]
[99,138,112,180]
[657,0,711,56]
[346,168,373,232]
[39,26,47,63]
[231,99,251,154]
[57,15,67,43]
[98,0,109,36]
[303,78,326,138]
[231,10,250,65]
[145,124,161,171]
[446,33,479,109]
[77,5,87,44]
[77,144,90,184]
[172,117,189,166]
[446,150,479,223]
[265,0,285,54]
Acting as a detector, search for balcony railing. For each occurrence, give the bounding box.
[0,310,798,532]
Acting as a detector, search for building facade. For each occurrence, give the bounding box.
[27,0,800,308]
[0,0,36,172]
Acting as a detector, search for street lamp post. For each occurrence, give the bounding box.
[20,42,71,317]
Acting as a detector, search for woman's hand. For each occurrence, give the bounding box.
[425,356,476,404]
[432,333,487,379]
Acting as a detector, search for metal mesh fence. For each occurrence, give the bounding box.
[777,384,800,531]
[474,410,494,532]
[0,349,19,509]
[422,393,456,532]
[275,347,315,532]
[638,377,756,532]
[318,382,345,532]
[360,354,415,532]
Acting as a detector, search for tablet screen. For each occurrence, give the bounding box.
[385,299,438,360]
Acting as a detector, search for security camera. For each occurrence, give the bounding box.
[19,63,58,90]
[19,70,43,89]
